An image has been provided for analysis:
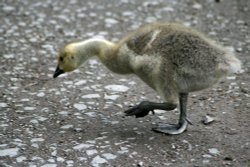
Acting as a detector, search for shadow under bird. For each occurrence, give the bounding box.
[53,22,241,135]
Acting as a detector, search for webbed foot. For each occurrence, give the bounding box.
[124,101,154,118]
[124,101,176,118]
[152,120,188,135]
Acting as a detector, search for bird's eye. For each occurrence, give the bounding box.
[60,57,63,62]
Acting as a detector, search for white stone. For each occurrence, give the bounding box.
[3,54,15,59]
[158,116,167,120]
[128,81,136,85]
[31,143,39,148]
[105,85,129,92]
[114,141,128,146]
[105,18,118,25]
[86,149,98,156]
[41,164,56,167]
[73,103,87,111]
[37,116,48,122]
[73,144,94,150]
[0,124,8,127]
[202,115,215,125]
[66,160,74,165]
[202,154,212,158]
[30,119,39,124]
[91,155,108,167]
[0,148,19,157]
[138,161,144,166]
[227,76,236,80]
[0,144,8,148]
[64,81,73,85]
[154,109,165,114]
[145,16,157,23]
[29,38,38,43]
[31,156,43,161]
[192,3,202,9]
[21,98,30,102]
[78,157,87,161]
[102,153,117,160]
[57,157,65,162]
[60,124,73,129]
[89,59,99,65]
[163,7,174,12]
[81,94,100,99]
[203,159,210,164]
[10,77,18,82]
[24,107,36,111]
[208,148,220,155]
[37,92,45,97]
[75,80,87,86]
[51,150,57,156]
[86,140,96,144]
[16,156,27,162]
[111,121,119,125]
[0,103,7,108]
[58,111,68,116]
[95,136,107,140]
[117,147,129,154]
[84,112,97,117]
[132,151,138,155]
[3,6,15,12]
[31,138,45,142]
[48,158,55,163]
[42,44,54,51]
[122,11,134,17]
[104,94,119,100]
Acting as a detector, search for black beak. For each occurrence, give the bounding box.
[53,65,64,78]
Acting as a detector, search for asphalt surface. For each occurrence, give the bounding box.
[1,0,250,167]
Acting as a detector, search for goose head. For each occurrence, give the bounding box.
[53,44,76,78]
[53,39,116,78]
[53,42,90,78]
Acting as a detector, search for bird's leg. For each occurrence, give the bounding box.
[124,101,177,118]
[153,93,189,135]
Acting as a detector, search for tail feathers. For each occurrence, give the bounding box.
[228,56,242,74]
[219,48,242,74]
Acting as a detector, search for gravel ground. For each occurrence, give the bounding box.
[1,0,250,167]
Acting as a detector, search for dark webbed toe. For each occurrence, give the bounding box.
[152,120,188,135]
[124,101,176,118]
[124,101,153,118]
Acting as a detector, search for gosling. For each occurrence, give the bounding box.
[53,22,241,135]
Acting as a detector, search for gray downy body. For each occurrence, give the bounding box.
[111,23,240,103]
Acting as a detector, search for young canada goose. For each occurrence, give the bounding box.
[53,22,241,135]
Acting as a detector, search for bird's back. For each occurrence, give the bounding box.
[117,23,241,92]
[123,23,222,71]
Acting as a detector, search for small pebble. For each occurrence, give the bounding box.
[202,115,215,125]
[137,161,144,167]
[208,148,220,155]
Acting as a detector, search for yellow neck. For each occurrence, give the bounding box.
[72,38,133,74]
[69,39,113,64]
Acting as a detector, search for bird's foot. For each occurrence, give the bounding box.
[124,101,154,118]
[152,120,188,135]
